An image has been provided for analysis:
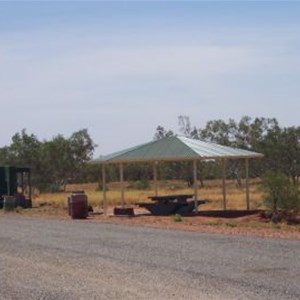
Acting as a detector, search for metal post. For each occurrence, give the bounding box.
[6,167,10,195]
[222,159,227,211]
[193,160,198,213]
[153,161,158,196]
[28,171,32,200]
[21,172,24,194]
[102,164,107,215]
[120,163,125,208]
[245,158,250,210]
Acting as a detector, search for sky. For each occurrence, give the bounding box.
[1,1,300,156]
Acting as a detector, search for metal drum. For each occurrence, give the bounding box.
[69,192,88,219]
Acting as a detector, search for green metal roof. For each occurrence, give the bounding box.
[93,136,263,164]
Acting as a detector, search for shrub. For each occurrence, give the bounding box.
[172,214,183,222]
[96,181,109,192]
[260,171,300,213]
[36,183,62,193]
[225,221,237,228]
[130,179,150,190]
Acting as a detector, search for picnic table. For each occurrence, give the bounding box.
[136,193,207,216]
[148,194,194,203]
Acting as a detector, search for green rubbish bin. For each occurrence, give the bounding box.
[3,196,16,212]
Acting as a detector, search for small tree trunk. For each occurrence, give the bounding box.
[236,173,242,188]
[199,177,204,188]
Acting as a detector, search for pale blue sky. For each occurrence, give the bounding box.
[1,2,300,155]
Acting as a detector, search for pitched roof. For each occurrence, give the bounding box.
[93,136,263,163]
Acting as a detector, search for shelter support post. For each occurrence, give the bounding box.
[222,159,227,211]
[102,164,107,215]
[153,161,158,196]
[120,163,125,208]
[193,160,198,213]
[245,158,250,210]
[21,172,24,194]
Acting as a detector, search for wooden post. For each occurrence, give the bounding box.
[193,160,198,213]
[120,163,125,208]
[102,164,107,215]
[245,158,250,210]
[222,159,227,211]
[153,161,158,196]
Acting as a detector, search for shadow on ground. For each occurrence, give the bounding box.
[129,209,262,218]
[197,210,261,219]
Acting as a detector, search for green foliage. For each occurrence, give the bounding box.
[9,129,42,167]
[130,179,150,190]
[258,127,300,183]
[15,206,24,213]
[154,126,174,140]
[225,221,238,228]
[1,115,300,195]
[260,171,300,212]
[156,116,300,185]
[0,128,97,192]
[36,183,62,193]
[41,129,97,186]
[96,181,109,192]
[0,147,10,165]
[124,163,152,181]
[171,214,182,222]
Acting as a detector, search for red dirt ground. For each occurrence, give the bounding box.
[2,206,300,240]
[86,208,300,240]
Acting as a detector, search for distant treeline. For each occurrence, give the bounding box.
[0,129,97,192]
[1,115,300,192]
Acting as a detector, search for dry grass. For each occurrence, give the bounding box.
[17,179,300,240]
[33,179,264,210]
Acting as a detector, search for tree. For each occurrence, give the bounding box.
[0,128,97,192]
[178,116,198,138]
[261,171,300,213]
[8,129,42,167]
[236,117,279,150]
[199,119,237,146]
[282,127,300,185]
[154,126,174,140]
[41,135,74,190]
[258,126,300,184]
[41,129,97,190]
[69,129,97,174]
[0,147,10,164]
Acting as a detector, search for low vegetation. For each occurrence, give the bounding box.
[171,214,183,222]
[260,171,300,212]
[33,178,263,211]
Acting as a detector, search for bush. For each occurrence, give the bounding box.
[96,181,109,192]
[36,183,62,193]
[260,171,300,213]
[172,214,183,222]
[130,179,150,190]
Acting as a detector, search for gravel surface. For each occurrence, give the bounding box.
[0,215,299,300]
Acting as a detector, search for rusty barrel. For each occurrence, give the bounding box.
[69,192,88,219]
[67,191,85,216]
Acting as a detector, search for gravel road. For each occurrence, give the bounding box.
[0,215,299,300]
